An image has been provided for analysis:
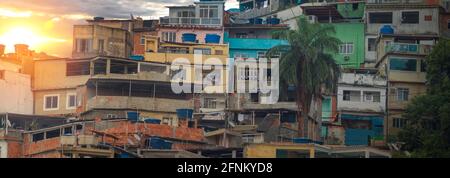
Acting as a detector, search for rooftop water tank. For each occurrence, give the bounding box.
[254,18,263,24]
[94,17,105,21]
[176,109,193,120]
[380,25,394,35]
[249,18,255,24]
[205,34,221,44]
[127,111,140,122]
[182,33,197,43]
[144,118,161,124]
[267,18,280,25]
[129,55,144,61]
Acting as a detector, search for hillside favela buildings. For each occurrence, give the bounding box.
[1,0,450,158]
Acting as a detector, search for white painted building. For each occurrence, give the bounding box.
[337,71,387,113]
[0,64,33,115]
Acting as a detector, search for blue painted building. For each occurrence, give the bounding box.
[223,22,288,59]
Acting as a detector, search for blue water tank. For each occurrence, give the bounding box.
[176,109,193,119]
[147,137,173,149]
[293,138,312,144]
[380,25,394,35]
[129,55,144,61]
[267,18,280,24]
[254,18,263,24]
[144,118,161,124]
[205,34,221,44]
[127,111,140,122]
[182,33,197,43]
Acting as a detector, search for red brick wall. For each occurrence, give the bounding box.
[133,31,157,55]
[23,135,60,157]
[101,121,204,147]
[7,141,22,158]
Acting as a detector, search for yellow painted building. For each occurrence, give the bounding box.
[244,143,392,158]
[144,36,230,111]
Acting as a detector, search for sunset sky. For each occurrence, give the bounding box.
[0,0,239,57]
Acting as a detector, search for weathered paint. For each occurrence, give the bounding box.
[330,23,365,68]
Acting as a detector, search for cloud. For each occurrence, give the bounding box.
[0,0,198,19]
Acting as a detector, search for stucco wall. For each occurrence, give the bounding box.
[0,70,33,114]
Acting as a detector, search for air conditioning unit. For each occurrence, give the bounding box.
[307,15,318,24]
[344,55,350,61]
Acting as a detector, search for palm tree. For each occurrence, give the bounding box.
[267,16,341,138]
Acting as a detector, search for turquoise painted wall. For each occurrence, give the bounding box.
[330,23,365,69]
[225,32,288,58]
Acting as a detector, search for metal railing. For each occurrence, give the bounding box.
[385,43,433,55]
[160,17,221,26]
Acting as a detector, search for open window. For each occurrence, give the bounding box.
[369,12,393,24]
[401,11,419,24]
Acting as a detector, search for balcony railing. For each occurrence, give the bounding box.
[367,0,442,6]
[385,43,433,55]
[160,17,221,26]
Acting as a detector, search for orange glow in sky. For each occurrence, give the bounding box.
[0,26,67,54]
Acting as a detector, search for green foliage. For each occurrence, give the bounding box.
[398,39,450,158]
[267,17,341,115]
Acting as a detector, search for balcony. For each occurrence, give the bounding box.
[86,96,194,113]
[160,17,221,26]
[235,6,272,19]
[385,43,433,56]
[367,0,444,6]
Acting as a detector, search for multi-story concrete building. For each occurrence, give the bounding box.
[302,1,366,68]
[375,34,435,137]
[72,23,132,59]
[365,0,445,138]
[158,0,226,44]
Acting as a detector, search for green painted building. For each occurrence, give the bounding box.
[330,22,365,68]
[302,1,366,69]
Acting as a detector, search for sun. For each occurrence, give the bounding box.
[0,26,66,53]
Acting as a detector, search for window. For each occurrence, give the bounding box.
[46,129,61,139]
[390,58,417,71]
[236,33,248,38]
[66,62,90,76]
[194,48,211,55]
[339,43,354,54]
[162,32,176,42]
[162,117,171,125]
[369,12,393,24]
[234,53,248,58]
[177,11,195,18]
[401,11,419,24]
[200,5,218,18]
[343,90,361,102]
[215,50,223,55]
[397,88,409,101]
[393,118,408,128]
[420,60,427,72]
[66,93,76,109]
[106,114,118,119]
[44,95,59,111]
[257,51,266,59]
[140,36,145,45]
[368,38,376,52]
[75,39,92,53]
[203,98,217,109]
[98,39,104,53]
[363,91,381,102]
[0,70,4,80]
